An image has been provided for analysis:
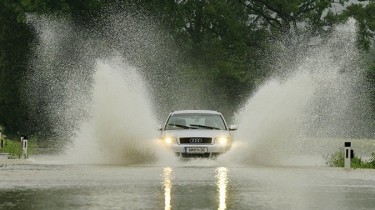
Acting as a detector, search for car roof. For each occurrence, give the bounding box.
[170,110,221,115]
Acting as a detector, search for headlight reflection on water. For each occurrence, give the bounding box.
[163,167,173,210]
[216,167,228,210]
[162,167,228,210]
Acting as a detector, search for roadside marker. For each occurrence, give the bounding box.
[344,142,353,169]
[21,136,28,159]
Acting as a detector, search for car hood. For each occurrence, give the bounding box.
[161,129,230,138]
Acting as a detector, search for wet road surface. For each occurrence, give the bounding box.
[1,160,375,210]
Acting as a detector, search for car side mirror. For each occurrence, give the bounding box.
[229,125,237,131]
[158,125,163,131]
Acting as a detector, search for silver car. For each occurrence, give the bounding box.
[159,110,237,158]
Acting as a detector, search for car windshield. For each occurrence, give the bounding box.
[165,113,227,130]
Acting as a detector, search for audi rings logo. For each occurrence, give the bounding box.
[189,138,203,143]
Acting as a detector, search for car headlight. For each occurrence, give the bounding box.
[216,136,230,145]
[163,136,176,145]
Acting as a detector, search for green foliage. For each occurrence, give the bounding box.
[0,0,33,134]
[240,0,342,36]
[0,0,375,137]
[326,150,345,167]
[336,2,375,51]
[156,0,271,109]
[326,150,375,169]
[1,139,22,159]
[0,137,37,159]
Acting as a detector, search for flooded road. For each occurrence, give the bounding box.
[11,16,374,210]
[1,160,375,210]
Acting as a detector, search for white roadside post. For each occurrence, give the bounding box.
[22,136,28,159]
[344,142,352,169]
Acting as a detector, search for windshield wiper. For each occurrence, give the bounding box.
[168,124,195,129]
[189,124,220,130]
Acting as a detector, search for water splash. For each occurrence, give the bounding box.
[26,13,179,165]
[26,12,370,167]
[26,10,232,166]
[26,15,93,140]
[225,18,369,166]
[63,58,160,164]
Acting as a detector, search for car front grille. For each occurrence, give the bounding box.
[180,153,211,158]
[179,137,213,144]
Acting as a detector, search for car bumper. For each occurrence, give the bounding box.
[169,144,231,154]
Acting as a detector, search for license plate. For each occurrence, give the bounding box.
[185,147,208,154]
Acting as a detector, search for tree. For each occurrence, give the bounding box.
[0,1,33,135]
[337,1,375,50]
[336,1,375,117]
[239,0,346,37]
[157,1,271,109]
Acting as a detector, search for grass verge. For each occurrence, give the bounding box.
[325,150,375,169]
[0,138,37,159]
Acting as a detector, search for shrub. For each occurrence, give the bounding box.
[326,150,375,169]
[2,139,22,158]
[0,138,37,159]
[325,151,344,167]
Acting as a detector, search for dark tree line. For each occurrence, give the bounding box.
[0,0,374,137]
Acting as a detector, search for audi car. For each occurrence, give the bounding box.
[159,110,237,158]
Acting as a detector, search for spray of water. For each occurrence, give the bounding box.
[26,8,235,166]
[27,12,370,167]
[26,15,93,141]
[26,13,180,165]
[223,18,369,166]
[63,58,162,164]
